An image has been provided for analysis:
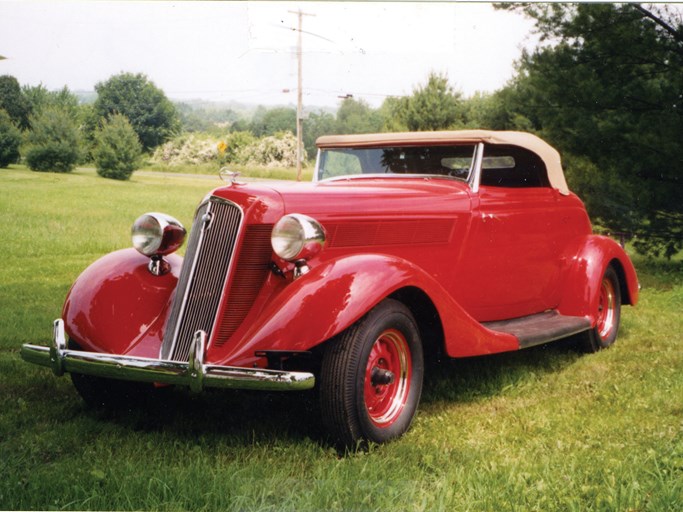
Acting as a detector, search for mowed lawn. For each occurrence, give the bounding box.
[0,166,681,511]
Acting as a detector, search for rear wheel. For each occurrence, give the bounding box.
[580,265,622,353]
[320,299,424,447]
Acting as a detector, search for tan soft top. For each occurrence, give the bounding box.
[316,130,569,195]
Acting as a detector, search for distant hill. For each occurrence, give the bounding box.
[173,98,336,117]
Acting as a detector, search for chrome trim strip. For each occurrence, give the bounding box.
[49,319,66,376]
[322,174,468,183]
[469,142,485,194]
[22,321,314,392]
[313,148,321,182]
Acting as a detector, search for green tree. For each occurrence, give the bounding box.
[303,110,336,158]
[403,72,464,131]
[460,91,530,131]
[24,107,82,173]
[335,97,382,134]
[0,75,31,129]
[93,114,142,180]
[378,96,409,132]
[503,3,683,257]
[176,103,239,133]
[23,84,81,120]
[93,72,179,151]
[250,107,296,137]
[0,109,21,168]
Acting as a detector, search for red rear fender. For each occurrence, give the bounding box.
[558,235,639,324]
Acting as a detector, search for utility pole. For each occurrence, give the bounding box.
[289,9,314,181]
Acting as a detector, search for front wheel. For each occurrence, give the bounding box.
[69,340,156,410]
[580,265,622,353]
[319,299,424,447]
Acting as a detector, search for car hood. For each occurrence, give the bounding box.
[263,176,472,222]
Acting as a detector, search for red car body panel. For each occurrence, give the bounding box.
[60,132,638,375]
[557,234,639,318]
[62,183,637,367]
[62,249,182,358]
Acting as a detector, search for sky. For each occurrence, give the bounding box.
[0,1,539,109]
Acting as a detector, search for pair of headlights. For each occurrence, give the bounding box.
[132,212,326,263]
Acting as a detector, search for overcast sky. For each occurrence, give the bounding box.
[0,1,539,108]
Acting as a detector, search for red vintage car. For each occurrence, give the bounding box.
[22,130,638,446]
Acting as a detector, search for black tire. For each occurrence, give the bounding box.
[319,299,424,447]
[69,340,156,410]
[579,265,622,353]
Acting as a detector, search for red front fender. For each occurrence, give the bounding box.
[219,254,416,364]
[62,248,182,358]
[220,253,519,365]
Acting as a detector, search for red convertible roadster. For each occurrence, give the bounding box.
[22,130,638,446]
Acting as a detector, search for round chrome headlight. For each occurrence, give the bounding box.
[131,213,186,257]
[271,214,326,261]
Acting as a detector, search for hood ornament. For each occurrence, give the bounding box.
[219,167,245,186]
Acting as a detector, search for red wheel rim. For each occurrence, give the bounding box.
[363,329,412,427]
[597,277,616,340]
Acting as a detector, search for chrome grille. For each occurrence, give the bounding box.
[161,197,243,361]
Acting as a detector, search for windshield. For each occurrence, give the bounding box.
[316,144,477,181]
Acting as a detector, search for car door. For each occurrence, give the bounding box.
[453,144,568,322]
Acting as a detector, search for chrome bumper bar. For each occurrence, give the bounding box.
[20,320,315,392]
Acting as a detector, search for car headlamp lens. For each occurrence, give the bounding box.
[132,213,186,257]
[271,214,326,261]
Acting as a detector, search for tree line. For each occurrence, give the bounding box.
[0,72,178,179]
[0,3,680,256]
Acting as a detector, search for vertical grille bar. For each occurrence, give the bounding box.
[161,197,243,361]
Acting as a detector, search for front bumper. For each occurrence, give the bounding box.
[20,319,315,392]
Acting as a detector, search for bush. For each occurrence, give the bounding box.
[220,131,256,164]
[149,131,298,169]
[150,133,219,166]
[93,114,142,180]
[0,109,21,168]
[24,107,81,173]
[237,132,298,168]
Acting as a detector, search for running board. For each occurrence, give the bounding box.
[483,311,591,349]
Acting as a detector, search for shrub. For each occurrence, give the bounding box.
[0,109,21,168]
[150,133,219,166]
[93,114,142,180]
[24,107,81,173]
[236,131,298,168]
[220,131,256,164]
[149,131,298,169]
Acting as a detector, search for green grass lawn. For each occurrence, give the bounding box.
[1,165,681,510]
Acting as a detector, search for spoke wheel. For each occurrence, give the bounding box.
[320,299,424,448]
[580,265,622,353]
